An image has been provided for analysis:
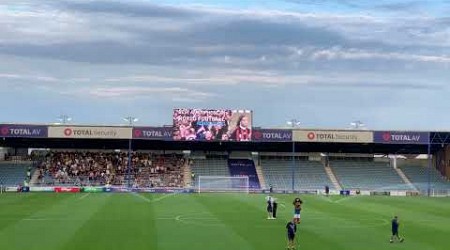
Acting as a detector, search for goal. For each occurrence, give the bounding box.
[198,176,250,193]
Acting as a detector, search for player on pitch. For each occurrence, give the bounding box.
[293,197,303,224]
[390,216,404,243]
[266,195,274,219]
[286,218,297,249]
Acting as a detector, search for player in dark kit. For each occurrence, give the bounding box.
[390,216,404,243]
[272,198,278,218]
[293,197,303,224]
[266,195,274,219]
[286,218,297,250]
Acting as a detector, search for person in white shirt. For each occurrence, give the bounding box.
[266,195,275,219]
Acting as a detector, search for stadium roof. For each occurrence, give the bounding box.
[0,137,441,155]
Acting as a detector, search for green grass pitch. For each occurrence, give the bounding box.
[0,193,449,250]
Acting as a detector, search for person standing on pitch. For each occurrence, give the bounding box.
[266,195,274,219]
[272,197,278,219]
[390,216,404,243]
[286,218,297,250]
[293,197,303,224]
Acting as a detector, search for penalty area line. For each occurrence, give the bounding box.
[132,193,177,203]
[77,193,90,200]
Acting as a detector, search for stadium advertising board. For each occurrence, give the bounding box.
[106,187,193,193]
[173,108,252,141]
[5,187,18,192]
[109,187,129,193]
[293,130,373,143]
[81,187,103,193]
[374,131,429,144]
[370,191,390,196]
[133,127,172,140]
[0,124,47,138]
[361,191,371,196]
[54,187,80,193]
[390,191,407,196]
[134,188,192,193]
[48,126,132,139]
[252,129,292,142]
[30,187,54,192]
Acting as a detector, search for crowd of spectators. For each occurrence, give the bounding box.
[36,152,185,187]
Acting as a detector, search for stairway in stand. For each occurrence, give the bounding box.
[255,164,266,189]
[183,158,193,187]
[324,165,342,190]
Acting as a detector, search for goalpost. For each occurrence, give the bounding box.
[198,176,250,193]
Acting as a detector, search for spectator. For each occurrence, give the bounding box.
[39,152,185,188]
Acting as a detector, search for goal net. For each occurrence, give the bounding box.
[198,176,249,193]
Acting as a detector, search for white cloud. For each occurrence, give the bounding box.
[310,47,450,63]
[0,4,136,45]
[85,86,215,101]
[0,73,58,82]
[0,1,449,128]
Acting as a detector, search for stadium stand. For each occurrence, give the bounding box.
[189,156,230,186]
[400,165,450,191]
[36,152,185,187]
[330,160,410,191]
[4,150,448,193]
[260,157,333,190]
[0,162,32,186]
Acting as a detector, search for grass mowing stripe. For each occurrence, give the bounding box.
[0,193,72,231]
[194,194,287,250]
[223,194,450,250]
[0,193,111,250]
[1,193,449,250]
[152,193,254,250]
[61,193,158,250]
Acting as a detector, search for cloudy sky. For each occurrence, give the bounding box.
[0,0,449,130]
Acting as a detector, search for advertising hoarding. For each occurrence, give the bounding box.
[252,129,292,142]
[81,187,103,193]
[293,130,373,143]
[133,127,172,140]
[0,124,47,138]
[373,131,429,144]
[48,126,132,139]
[30,187,54,192]
[54,187,80,193]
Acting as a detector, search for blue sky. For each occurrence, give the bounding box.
[0,0,449,130]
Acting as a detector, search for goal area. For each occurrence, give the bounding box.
[198,176,250,193]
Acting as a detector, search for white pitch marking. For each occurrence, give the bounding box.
[154,217,175,220]
[333,196,353,203]
[315,195,334,203]
[132,193,177,203]
[78,193,90,200]
[23,218,50,221]
[133,193,152,203]
[150,193,177,203]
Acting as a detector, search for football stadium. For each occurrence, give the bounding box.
[2,1,450,250]
[1,110,450,250]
